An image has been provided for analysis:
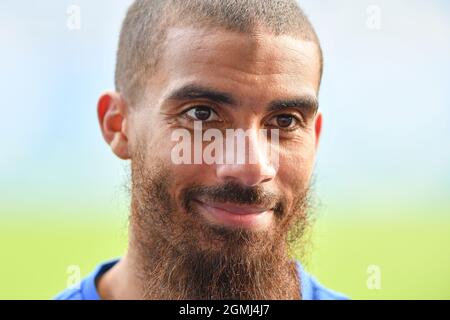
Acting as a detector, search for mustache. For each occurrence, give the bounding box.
[181,181,284,213]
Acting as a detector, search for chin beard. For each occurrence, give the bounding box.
[128,150,313,300]
[135,233,302,300]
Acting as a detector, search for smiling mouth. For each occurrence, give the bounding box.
[193,199,274,230]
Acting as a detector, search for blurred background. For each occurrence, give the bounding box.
[0,0,449,299]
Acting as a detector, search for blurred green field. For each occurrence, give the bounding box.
[1,205,449,299]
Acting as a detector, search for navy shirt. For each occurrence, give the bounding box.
[54,258,348,300]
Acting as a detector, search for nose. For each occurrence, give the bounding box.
[215,128,277,187]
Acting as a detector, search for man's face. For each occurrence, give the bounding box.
[126,26,322,256]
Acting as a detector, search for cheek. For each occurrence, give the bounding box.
[171,163,216,187]
[276,139,316,191]
[155,133,219,181]
[164,163,218,212]
[143,121,220,195]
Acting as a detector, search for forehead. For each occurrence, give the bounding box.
[152,26,321,103]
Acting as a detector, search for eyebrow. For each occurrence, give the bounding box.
[166,84,237,106]
[268,96,319,114]
[165,82,318,113]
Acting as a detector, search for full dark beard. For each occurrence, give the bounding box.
[129,147,313,300]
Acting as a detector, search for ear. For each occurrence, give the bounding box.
[97,91,131,160]
[314,111,323,150]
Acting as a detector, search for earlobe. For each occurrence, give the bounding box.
[97,92,131,160]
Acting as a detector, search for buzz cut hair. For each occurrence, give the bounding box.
[115,0,323,106]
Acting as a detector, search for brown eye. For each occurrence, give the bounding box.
[266,114,300,130]
[276,114,295,128]
[185,106,219,122]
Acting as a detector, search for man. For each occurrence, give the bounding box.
[55,0,348,300]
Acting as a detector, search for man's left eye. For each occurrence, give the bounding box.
[267,114,299,129]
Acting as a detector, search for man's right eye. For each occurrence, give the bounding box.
[185,106,220,122]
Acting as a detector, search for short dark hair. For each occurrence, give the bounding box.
[116,0,323,106]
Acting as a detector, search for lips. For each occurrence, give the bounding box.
[193,199,274,230]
